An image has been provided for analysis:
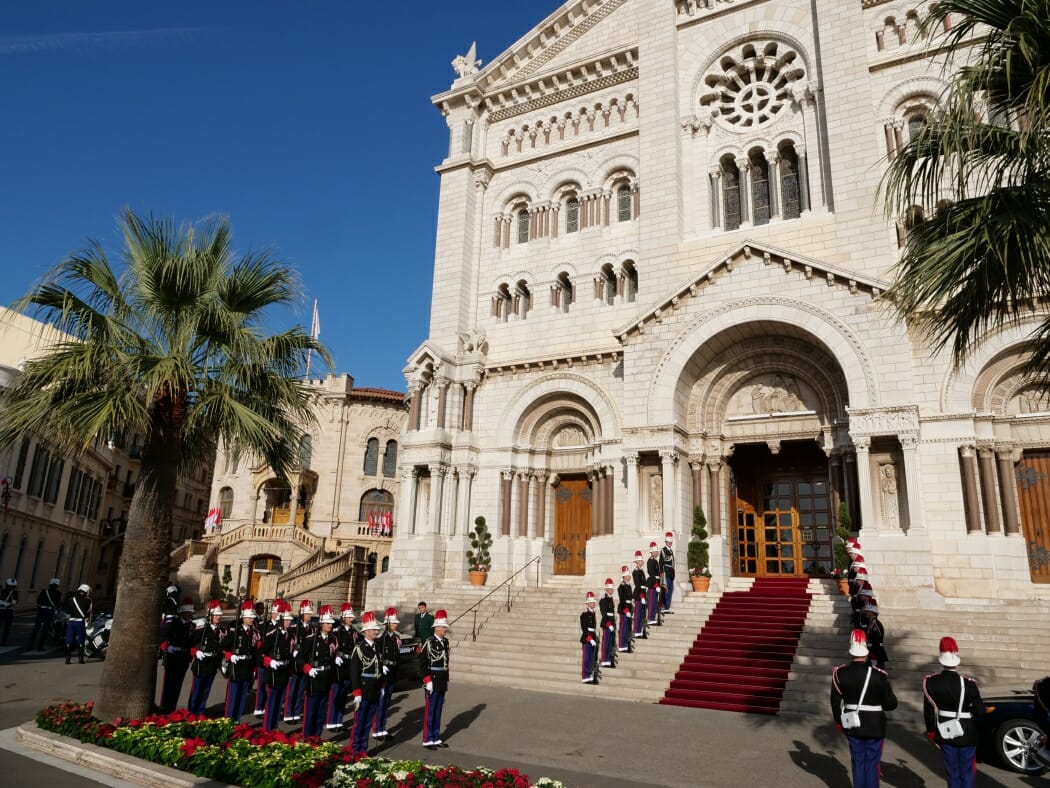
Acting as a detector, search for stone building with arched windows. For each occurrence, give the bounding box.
[174,374,407,609]
[373,0,1050,610]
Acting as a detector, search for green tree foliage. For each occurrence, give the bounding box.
[688,506,710,573]
[882,0,1050,377]
[465,516,493,571]
[0,210,329,722]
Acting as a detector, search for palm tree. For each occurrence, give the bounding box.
[882,0,1050,375]
[0,210,329,721]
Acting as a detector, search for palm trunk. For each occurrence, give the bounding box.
[93,435,179,722]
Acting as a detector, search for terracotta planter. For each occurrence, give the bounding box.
[690,576,711,592]
[837,578,851,596]
[469,570,488,586]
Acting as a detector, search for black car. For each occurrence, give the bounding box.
[977,688,1048,775]
[396,635,421,687]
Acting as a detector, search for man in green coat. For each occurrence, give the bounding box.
[414,601,434,646]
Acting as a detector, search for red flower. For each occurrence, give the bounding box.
[181,737,207,758]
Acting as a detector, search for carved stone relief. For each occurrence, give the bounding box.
[725,373,817,418]
[878,462,899,531]
[649,473,663,531]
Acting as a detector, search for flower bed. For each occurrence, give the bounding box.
[35,703,564,788]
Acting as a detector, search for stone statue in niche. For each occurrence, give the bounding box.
[879,462,899,530]
[750,373,806,415]
[650,473,663,530]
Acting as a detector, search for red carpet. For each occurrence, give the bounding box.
[660,578,812,714]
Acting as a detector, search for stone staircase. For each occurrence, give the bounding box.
[404,582,718,703]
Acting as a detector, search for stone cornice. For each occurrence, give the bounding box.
[613,241,892,342]
[485,347,622,378]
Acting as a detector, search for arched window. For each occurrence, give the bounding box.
[29,539,43,587]
[14,535,27,580]
[749,149,770,226]
[516,208,530,244]
[382,441,398,478]
[565,196,580,233]
[0,532,7,575]
[621,261,638,303]
[554,272,574,313]
[778,141,801,220]
[721,155,742,231]
[12,437,30,489]
[907,112,926,141]
[363,438,379,475]
[515,280,531,319]
[298,435,313,470]
[381,556,390,573]
[219,486,234,519]
[600,264,616,305]
[65,543,78,587]
[359,489,394,522]
[55,543,65,579]
[617,185,633,221]
[897,205,925,247]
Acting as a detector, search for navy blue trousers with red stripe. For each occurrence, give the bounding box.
[940,744,976,788]
[264,681,287,731]
[581,640,596,679]
[225,678,250,720]
[375,681,394,733]
[285,673,304,719]
[328,679,350,727]
[422,689,445,744]
[633,599,647,636]
[159,655,190,713]
[600,626,615,664]
[254,666,269,712]
[618,613,632,649]
[187,672,215,715]
[302,691,330,738]
[352,697,379,753]
[847,736,884,788]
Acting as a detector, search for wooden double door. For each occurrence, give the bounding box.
[1015,451,1050,584]
[553,477,592,576]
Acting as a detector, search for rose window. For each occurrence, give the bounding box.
[700,39,806,131]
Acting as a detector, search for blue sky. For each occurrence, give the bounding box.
[0,1,562,391]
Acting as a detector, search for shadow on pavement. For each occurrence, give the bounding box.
[443,703,486,741]
[788,739,851,787]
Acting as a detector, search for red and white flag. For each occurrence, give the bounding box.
[204,507,221,533]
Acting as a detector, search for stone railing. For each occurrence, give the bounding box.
[201,522,323,569]
[277,549,361,600]
[276,546,327,585]
[169,539,208,568]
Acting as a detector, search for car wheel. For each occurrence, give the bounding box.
[996,717,1049,775]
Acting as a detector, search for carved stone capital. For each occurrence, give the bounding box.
[853,436,872,452]
[624,452,640,467]
[659,449,678,464]
[959,444,977,459]
[429,463,448,478]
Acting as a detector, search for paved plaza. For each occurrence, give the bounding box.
[0,617,1038,788]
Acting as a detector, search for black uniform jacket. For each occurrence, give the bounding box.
[579,608,597,645]
[334,624,357,683]
[351,636,383,702]
[660,545,675,578]
[617,581,633,617]
[598,594,616,632]
[191,622,225,677]
[420,635,451,693]
[162,617,195,666]
[261,626,295,687]
[632,566,648,601]
[830,661,898,739]
[646,556,662,588]
[221,624,260,682]
[37,587,61,610]
[297,629,338,695]
[922,669,985,746]
[0,587,18,607]
[377,629,401,682]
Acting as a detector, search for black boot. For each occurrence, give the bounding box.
[78,648,85,664]
[65,646,71,664]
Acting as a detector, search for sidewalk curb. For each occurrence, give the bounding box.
[15,722,230,787]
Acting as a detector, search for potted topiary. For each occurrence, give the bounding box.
[833,502,853,595]
[466,516,492,586]
[688,506,711,592]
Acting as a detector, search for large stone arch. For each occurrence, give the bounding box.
[940,317,1043,413]
[648,297,878,426]
[497,372,621,448]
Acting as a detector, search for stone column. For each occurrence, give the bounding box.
[462,383,476,431]
[690,461,703,515]
[500,470,513,536]
[399,467,417,535]
[535,473,548,539]
[594,468,606,537]
[735,157,751,226]
[843,452,857,527]
[443,468,459,537]
[709,169,722,229]
[853,437,875,532]
[996,447,1021,535]
[605,463,615,535]
[828,452,843,521]
[706,459,722,537]
[427,465,446,535]
[660,450,678,534]
[959,445,982,533]
[436,379,449,430]
[625,453,639,536]
[977,446,1002,534]
[798,146,811,213]
[407,384,422,431]
[453,466,471,537]
[590,470,600,537]
[766,150,781,219]
[517,472,529,537]
[900,434,923,531]
[509,470,521,538]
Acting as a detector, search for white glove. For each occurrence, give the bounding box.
[335,656,344,666]
[269,659,283,669]
[382,665,390,676]
[308,668,319,678]
[230,654,242,664]
[353,696,361,709]
[195,650,206,660]
[424,681,433,693]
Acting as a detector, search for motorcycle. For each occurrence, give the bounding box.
[85,613,112,659]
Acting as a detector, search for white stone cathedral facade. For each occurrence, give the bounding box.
[372,0,1050,607]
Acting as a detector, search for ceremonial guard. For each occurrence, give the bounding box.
[617,565,634,653]
[646,543,662,626]
[861,599,888,671]
[28,578,61,651]
[188,600,225,714]
[850,579,873,627]
[0,578,18,646]
[350,611,383,760]
[161,584,179,633]
[327,602,357,731]
[598,579,616,668]
[579,591,599,684]
[253,599,283,716]
[420,609,451,750]
[64,583,92,664]
[831,629,898,788]
[660,532,676,614]
[158,597,195,713]
[922,637,986,788]
[374,606,402,738]
[297,604,338,738]
[631,551,648,639]
[260,603,295,732]
[284,599,315,722]
[221,600,260,720]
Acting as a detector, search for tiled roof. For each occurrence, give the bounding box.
[348,387,405,403]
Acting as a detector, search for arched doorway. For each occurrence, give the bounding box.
[248,554,283,599]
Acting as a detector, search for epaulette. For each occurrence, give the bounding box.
[963,673,978,684]
[872,666,888,676]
